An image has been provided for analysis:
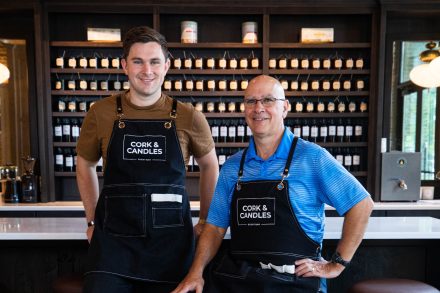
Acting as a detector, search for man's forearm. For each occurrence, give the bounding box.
[336,196,374,261]
[196,149,219,220]
[189,224,225,275]
[76,155,100,222]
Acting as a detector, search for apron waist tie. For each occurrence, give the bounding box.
[259,262,295,275]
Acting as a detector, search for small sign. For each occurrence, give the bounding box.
[300,28,334,43]
[87,28,121,42]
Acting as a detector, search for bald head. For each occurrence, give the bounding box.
[244,75,285,100]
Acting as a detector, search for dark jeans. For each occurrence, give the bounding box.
[83,272,178,293]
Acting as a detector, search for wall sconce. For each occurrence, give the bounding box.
[409,41,440,88]
[0,62,10,84]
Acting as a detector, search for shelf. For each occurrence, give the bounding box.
[168,43,263,49]
[186,171,368,177]
[50,112,368,119]
[268,69,370,75]
[285,91,369,97]
[52,90,124,96]
[51,68,124,74]
[286,112,368,118]
[164,91,244,96]
[167,69,262,75]
[53,141,367,148]
[268,43,371,49]
[50,41,122,48]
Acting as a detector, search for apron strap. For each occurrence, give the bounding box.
[116,95,125,129]
[236,135,299,191]
[165,99,178,129]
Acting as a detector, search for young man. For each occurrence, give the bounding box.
[76,26,218,293]
[172,75,374,293]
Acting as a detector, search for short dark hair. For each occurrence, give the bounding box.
[122,26,169,60]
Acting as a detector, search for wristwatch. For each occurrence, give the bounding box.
[331,252,350,267]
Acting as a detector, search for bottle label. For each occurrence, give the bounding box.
[63,125,71,135]
[251,58,259,68]
[220,126,227,136]
[58,100,66,111]
[301,82,308,91]
[355,125,363,136]
[68,101,76,111]
[337,126,344,136]
[269,59,276,68]
[289,58,298,68]
[317,102,325,112]
[323,59,331,69]
[89,58,97,68]
[346,126,353,136]
[174,58,182,68]
[219,59,227,69]
[356,58,364,69]
[338,103,346,112]
[302,126,310,136]
[311,126,318,137]
[320,127,328,137]
[349,101,356,112]
[207,58,215,68]
[301,59,309,68]
[72,126,80,137]
[195,58,203,68]
[90,81,98,90]
[172,80,181,91]
[56,155,63,165]
[230,81,238,90]
[336,155,343,164]
[322,81,330,91]
[54,126,62,136]
[329,125,336,136]
[114,81,121,90]
[311,81,319,90]
[306,102,314,112]
[279,59,287,68]
[237,126,245,136]
[100,81,108,90]
[185,80,194,90]
[219,155,226,166]
[240,59,248,69]
[66,157,73,167]
[291,81,299,90]
[229,59,237,69]
[334,59,342,68]
[207,80,216,90]
[56,57,64,68]
[79,58,87,68]
[241,80,248,90]
[111,58,120,68]
[281,81,288,90]
[219,80,227,90]
[211,126,219,137]
[228,102,236,112]
[346,59,354,68]
[79,80,87,90]
[296,102,303,112]
[195,102,203,112]
[184,59,192,68]
[327,101,335,112]
[123,81,130,90]
[68,80,76,90]
[353,155,360,165]
[312,59,320,69]
[293,127,301,137]
[356,80,364,90]
[343,80,351,90]
[79,102,87,111]
[68,58,76,68]
[333,81,340,90]
[229,126,236,137]
[344,155,352,166]
[218,102,226,112]
[101,58,109,68]
[207,102,215,112]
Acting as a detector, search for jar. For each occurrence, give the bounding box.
[181,21,198,44]
[242,21,258,44]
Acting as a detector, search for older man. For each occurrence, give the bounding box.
[172,75,373,293]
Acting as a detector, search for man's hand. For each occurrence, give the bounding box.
[295,257,345,279]
[193,222,205,238]
[170,273,204,293]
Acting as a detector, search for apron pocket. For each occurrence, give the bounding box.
[151,193,184,228]
[213,254,250,280]
[104,194,146,237]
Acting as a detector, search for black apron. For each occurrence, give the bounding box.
[86,95,194,284]
[209,136,321,293]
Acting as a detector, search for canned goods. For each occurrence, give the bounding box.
[181,21,198,44]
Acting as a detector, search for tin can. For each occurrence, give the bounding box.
[242,22,258,44]
[181,21,198,44]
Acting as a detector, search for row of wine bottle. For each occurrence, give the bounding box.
[54,148,103,172]
[187,147,365,172]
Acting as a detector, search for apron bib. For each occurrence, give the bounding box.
[210,137,321,293]
[86,96,194,284]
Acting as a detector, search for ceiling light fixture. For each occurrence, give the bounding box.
[409,41,440,88]
[0,62,10,84]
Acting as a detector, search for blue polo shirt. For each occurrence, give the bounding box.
[207,128,369,244]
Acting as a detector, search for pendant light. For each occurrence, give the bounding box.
[0,62,10,84]
[409,41,440,88]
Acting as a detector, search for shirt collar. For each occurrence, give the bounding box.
[246,127,295,162]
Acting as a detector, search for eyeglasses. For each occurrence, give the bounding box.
[243,97,286,108]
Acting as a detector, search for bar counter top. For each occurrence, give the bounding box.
[1,200,439,211]
[1,216,439,240]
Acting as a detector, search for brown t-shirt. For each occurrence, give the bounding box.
[76,92,214,168]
